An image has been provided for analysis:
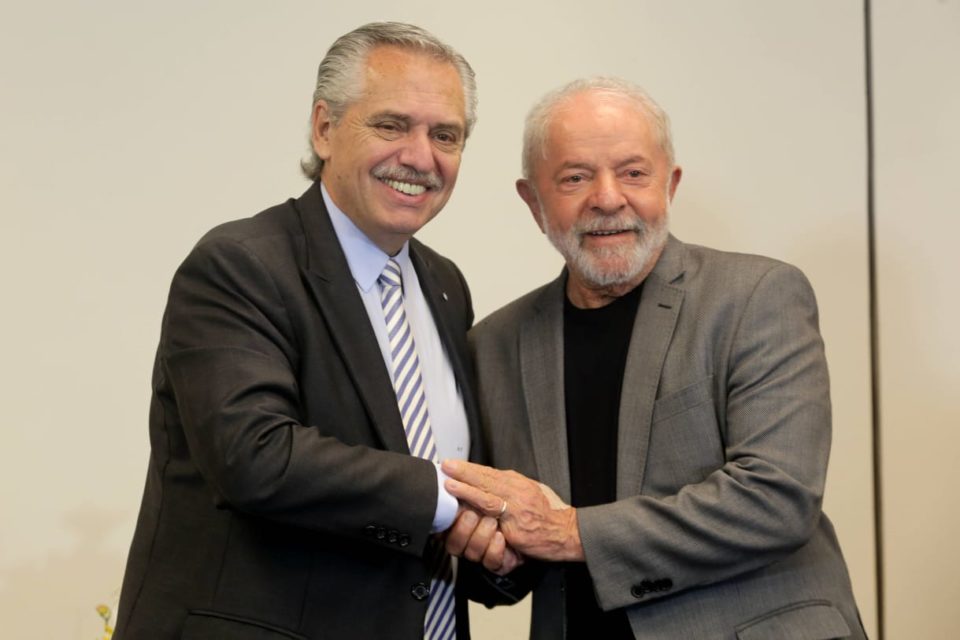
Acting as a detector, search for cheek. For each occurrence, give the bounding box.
[438,153,463,181]
[630,194,668,217]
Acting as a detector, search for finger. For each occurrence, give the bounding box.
[444,479,505,518]
[464,516,499,563]
[497,543,524,575]
[441,460,500,492]
[481,529,507,572]
[444,508,480,556]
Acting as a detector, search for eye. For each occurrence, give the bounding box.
[563,174,584,183]
[433,129,462,149]
[372,120,405,138]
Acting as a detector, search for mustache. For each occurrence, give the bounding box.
[372,164,444,190]
[574,215,648,235]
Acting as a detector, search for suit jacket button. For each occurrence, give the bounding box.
[399,534,411,547]
[631,582,651,599]
[494,575,515,589]
[411,582,430,601]
[376,527,386,540]
[364,525,377,537]
[388,529,399,544]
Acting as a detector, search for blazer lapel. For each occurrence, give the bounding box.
[519,275,572,502]
[617,236,685,497]
[294,183,409,454]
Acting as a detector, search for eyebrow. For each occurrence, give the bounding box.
[615,155,654,168]
[557,156,653,172]
[368,111,465,133]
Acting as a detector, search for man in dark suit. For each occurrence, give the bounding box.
[115,22,481,639]
[443,77,866,638]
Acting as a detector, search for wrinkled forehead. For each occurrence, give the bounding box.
[355,46,466,118]
[548,90,656,138]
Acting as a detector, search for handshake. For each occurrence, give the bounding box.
[440,460,585,575]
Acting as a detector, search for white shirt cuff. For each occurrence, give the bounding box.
[432,462,458,533]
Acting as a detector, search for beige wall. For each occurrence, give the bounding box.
[874,1,960,638]
[4,1,953,638]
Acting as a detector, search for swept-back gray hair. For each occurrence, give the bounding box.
[521,76,675,180]
[301,22,478,180]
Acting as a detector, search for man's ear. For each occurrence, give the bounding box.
[667,165,683,201]
[310,100,334,161]
[516,179,546,233]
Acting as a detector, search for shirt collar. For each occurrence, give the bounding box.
[321,183,410,293]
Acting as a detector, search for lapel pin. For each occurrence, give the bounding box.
[442,292,449,301]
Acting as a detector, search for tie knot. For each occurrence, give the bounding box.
[379,259,403,290]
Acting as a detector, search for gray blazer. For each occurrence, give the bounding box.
[469,236,865,640]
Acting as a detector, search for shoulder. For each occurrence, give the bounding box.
[170,197,307,294]
[470,277,560,345]
[669,239,813,300]
[665,240,820,340]
[195,198,302,252]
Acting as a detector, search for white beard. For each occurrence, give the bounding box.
[542,210,669,288]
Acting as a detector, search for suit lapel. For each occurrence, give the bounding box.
[294,183,409,454]
[617,236,685,497]
[519,275,572,502]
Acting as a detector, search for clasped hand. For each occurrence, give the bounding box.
[441,460,584,576]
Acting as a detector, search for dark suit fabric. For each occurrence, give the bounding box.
[468,236,865,640]
[115,182,481,639]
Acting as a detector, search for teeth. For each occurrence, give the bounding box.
[384,179,427,196]
[590,230,623,236]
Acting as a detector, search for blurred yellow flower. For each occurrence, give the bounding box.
[95,604,114,639]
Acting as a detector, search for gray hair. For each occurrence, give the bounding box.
[521,76,675,180]
[301,22,478,180]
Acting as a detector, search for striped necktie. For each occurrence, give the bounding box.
[378,258,456,640]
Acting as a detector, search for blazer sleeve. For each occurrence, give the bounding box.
[158,235,438,556]
[578,263,833,609]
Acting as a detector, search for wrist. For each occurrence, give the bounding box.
[562,507,584,561]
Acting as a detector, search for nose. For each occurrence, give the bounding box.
[397,129,436,173]
[588,172,626,214]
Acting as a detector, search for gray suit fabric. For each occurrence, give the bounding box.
[115,182,481,639]
[469,236,865,639]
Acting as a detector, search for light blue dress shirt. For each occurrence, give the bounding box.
[321,185,469,532]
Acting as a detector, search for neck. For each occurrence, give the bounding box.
[565,258,659,309]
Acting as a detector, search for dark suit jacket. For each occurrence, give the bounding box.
[469,236,865,639]
[115,182,482,639]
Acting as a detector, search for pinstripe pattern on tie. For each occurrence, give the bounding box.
[378,258,456,640]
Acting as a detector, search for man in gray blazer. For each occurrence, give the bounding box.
[442,77,866,639]
[115,23,482,639]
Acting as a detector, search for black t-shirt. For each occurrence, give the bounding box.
[562,282,643,639]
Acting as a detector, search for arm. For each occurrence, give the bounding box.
[161,236,440,554]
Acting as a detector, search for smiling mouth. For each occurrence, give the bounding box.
[587,229,630,236]
[380,178,428,196]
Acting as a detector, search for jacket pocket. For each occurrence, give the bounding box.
[651,375,713,423]
[736,600,851,639]
[181,610,308,640]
